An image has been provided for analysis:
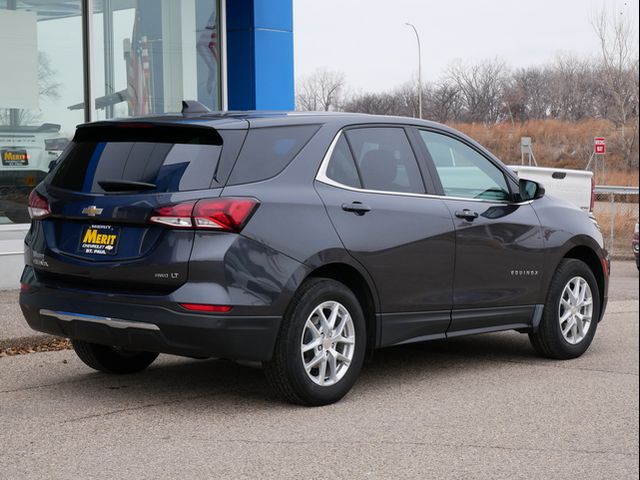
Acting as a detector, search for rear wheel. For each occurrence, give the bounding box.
[529,259,600,359]
[264,278,366,406]
[71,340,158,374]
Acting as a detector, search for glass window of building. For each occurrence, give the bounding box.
[1,0,84,224]
[92,0,222,120]
[0,0,222,225]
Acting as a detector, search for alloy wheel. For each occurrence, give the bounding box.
[300,301,356,386]
[558,276,593,345]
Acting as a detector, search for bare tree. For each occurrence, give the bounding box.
[592,7,637,127]
[446,59,510,124]
[504,67,553,121]
[592,6,639,167]
[296,68,346,111]
[392,82,423,118]
[343,91,400,115]
[427,81,463,123]
[549,54,600,121]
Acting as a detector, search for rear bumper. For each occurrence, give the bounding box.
[20,287,281,361]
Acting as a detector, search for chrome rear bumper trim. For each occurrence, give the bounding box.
[40,309,160,331]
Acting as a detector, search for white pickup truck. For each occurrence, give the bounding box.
[510,165,594,213]
[0,124,68,223]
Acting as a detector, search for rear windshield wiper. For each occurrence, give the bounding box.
[98,179,157,192]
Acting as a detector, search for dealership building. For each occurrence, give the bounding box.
[0,0,294,288]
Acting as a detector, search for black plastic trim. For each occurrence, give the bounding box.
[380,310,450,347]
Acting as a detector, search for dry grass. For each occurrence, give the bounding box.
[449,119,639,185]
[592,199,639,255]
[598,170,639,187]
[592,209,638,254]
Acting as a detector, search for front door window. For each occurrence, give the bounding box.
[418,130,511,202]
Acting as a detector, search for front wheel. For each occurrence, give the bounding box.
[529,259,600,359]
[264,278,366,406]
[72,340,159,374]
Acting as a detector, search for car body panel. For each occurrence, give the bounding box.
[315,181,455,313]
[443,200,545,307]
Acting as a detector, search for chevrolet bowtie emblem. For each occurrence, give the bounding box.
[82,206,103,216]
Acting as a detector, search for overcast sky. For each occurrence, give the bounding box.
[293,0,639,92]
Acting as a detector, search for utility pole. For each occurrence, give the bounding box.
[405,22,422,119]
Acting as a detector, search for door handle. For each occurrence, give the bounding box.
[341,202,371,215]
[455,209,479,221]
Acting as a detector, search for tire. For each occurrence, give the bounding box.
[264,278,367,406]
[529,259,600,359]
[71,340,159,374]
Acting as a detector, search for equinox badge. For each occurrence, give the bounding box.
[82,206,103,216]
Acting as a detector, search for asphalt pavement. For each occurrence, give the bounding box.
[0,262,638,479]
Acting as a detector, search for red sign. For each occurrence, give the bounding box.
[594,137,606,155]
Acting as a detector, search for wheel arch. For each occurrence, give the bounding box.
[561,245,607,321]
[305,262,380,350]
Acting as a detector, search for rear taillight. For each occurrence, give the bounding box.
[149,201,195,228]
[150,198,258,232]
[28,190,51,219]
[590,176,595,213]
[192,198,258,232]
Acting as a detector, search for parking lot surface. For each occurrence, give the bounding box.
[1,262,638,479]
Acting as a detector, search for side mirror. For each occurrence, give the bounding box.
[519,179,545,201]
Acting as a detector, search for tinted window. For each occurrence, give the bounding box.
[419,130,511,201]
[227,125,319,185]
[50,142,223,193]
[344,127,424,194]
[326,135,361,188]
[49,126,233,193]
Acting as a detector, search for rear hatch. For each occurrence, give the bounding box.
[33,122,246,293]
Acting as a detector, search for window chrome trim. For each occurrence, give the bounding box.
[316,130,533,206]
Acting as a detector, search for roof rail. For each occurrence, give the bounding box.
[181,100,211,115]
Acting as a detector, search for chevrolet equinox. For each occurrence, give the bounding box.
[19,105,609,406]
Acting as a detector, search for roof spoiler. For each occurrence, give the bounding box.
[73,122,222,145]
[182,100,211,115]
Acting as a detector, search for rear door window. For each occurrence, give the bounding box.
[227,125,320,185]
[49,126,244,193]
[344,127,425,194]
[325,135,361,188]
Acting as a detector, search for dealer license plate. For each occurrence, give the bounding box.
[78,224,120,256]
[1,149,29,166]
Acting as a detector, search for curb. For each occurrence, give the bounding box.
[0,333,58,350]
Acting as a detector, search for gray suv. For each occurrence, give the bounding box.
[20,108,609,405]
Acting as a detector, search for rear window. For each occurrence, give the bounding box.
[227,125,320,185]
[49,125,244,193]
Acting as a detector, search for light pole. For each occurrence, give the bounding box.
[404,22,422,119]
